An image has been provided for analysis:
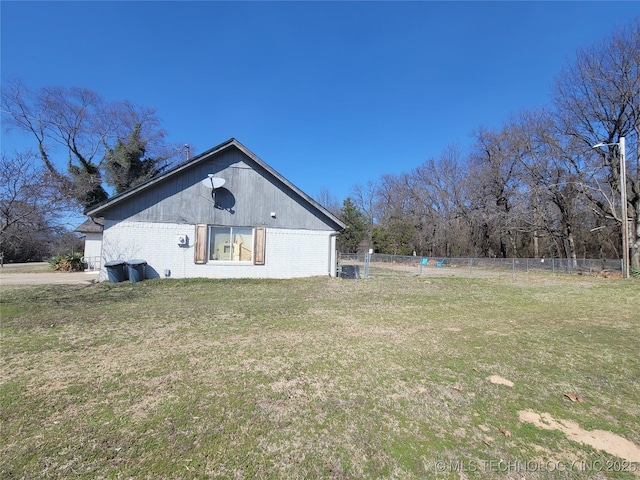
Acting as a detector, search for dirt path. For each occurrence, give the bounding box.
[0,271,99,286]
[519,410,640,463]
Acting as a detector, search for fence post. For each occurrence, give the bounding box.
[364,252,370,278]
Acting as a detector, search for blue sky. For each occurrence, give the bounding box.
[2,1,638,206]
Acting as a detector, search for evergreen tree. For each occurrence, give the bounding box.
[338,197,368,253]
[103,124,162,194]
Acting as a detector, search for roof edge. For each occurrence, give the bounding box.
[85,138,345,230]
[85,138,238,216]
[231,141,345,230]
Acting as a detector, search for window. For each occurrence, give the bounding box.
[209,226,253,261]
[194,225,266,265]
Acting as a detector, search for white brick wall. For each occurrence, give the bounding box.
[100,220,337,281]
[82,233,103,270]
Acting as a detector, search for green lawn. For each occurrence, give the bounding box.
[0,262,52,274]
[1,272,639,479]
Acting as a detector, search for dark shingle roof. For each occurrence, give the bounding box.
[75,217,104,234]
[84,138,345,230]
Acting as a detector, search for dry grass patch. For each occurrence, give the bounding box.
[1,274,639,478]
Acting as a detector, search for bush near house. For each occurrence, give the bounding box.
[48,252,85,272]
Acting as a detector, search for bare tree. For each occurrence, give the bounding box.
[351,180,379,249]
[0,151,69,261]
[466,127,525,258]
[408,147,470,257]
[511,110,594,266]
[371,173,420,255]
[315,187,341,217]
[1,79,179,210]
[342,23,638,265]
[368,146,471,257]
[552,20,639,269]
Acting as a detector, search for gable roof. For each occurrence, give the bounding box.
[85,138,345,230]
[74,216,104,234]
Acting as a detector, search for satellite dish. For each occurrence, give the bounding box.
[201,175,226,208]
[201,175,226,189]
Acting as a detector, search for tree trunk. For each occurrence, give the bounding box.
[631,213,640,271]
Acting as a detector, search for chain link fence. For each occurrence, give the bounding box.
[338,253,623,278]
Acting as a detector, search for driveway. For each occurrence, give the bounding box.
[0,271,100,286]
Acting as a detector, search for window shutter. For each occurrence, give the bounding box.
[194,224,208,264]
[254,227,266,265]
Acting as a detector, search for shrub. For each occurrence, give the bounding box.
[49,252,85,272]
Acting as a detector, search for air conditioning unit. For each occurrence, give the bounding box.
[177,234,188,246]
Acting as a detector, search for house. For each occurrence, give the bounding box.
[83,138,345,281]
[74,217,104,270]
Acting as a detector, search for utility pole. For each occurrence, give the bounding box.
[593,137,629,278]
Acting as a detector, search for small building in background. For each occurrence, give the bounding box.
[74,217,104,271]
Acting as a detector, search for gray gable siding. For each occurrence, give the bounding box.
[98,147,339,231]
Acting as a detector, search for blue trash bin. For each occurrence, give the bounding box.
[104,260,126,283]
[126,259,147,283]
